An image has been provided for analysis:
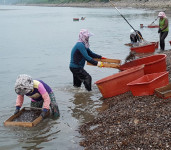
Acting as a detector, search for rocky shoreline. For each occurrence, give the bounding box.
[24,1,171,9]
[79,50,171,149]
[22,0,171,16]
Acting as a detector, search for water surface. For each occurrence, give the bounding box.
[0,5,171,150]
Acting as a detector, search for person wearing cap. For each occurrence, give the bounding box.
[158,12,169,50]
[69,29,106,91]
[14,74,60,119]
[130,29,143,46]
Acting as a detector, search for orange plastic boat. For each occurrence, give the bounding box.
[130,43,155,53]
[95,65,144,98]
[147,25,159,28]
[119,54,166,74]
[127,71,169,96]
[151,41,159,49]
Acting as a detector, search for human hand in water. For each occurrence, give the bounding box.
[14,106,20,115]
[40,108,48,119]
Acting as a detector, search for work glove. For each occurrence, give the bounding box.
[40,108,48,119]
[101,57,107,59]
[14,106,20,115]
[97,61,104,68]
[158,28,162,33]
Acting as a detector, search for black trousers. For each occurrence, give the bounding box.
[160,31,168,50]
[70,67,92,91]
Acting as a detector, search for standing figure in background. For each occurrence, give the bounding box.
[130,29,143,46]
[69,29,106,91]
[158,12,169,51]
[14,74,60,119]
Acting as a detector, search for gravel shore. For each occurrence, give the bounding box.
[25,1,171,9]
[79,49,171,149]
[24,0,171,16]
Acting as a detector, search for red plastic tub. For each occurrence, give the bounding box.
[119,54,166,74]
[95,65,144,98]
[130,43,156,53]
[147,25,159,28]
[151,41,159,49]
[127,71,169,96]
[169,41,171,45]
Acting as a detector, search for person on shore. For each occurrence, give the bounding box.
[130,29,143,46]
[14,74,60,119]
[69,29,106,91]
[158,12,169,51]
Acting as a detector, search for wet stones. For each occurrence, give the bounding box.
[79,50,171,149]
[13,110,41,122]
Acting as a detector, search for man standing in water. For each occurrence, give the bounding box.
[69,29,105,91]
[158,11,169,51]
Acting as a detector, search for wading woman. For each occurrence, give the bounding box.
[14,74,60,119]
[158,12,169,50]
[69,29,105,91]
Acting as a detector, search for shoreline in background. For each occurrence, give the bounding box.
[17,0,171,16]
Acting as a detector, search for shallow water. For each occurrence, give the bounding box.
[0,5,171,150]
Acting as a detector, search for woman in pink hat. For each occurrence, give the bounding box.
[69,29,106,91]
[158,12,169,50]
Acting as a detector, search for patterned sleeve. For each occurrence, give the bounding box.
[16,95,24,107]
[38,82,50,109]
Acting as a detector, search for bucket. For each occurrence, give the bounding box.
[130,43,155,53]
[127,71,169,96]
[119,54,166,74]
[95,65,144,98]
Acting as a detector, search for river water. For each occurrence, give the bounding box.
[0,5,170,150]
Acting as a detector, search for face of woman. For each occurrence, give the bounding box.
[159,16,164,19]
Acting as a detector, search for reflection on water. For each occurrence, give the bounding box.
[70,91,98,123]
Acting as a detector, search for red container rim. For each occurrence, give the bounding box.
[131,43,155,50]
[120,54,166,71]
[127,71,168,86]
[95,64,144,85]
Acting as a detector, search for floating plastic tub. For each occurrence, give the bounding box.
[73,18,79,21]
[119,54,167,74]
[127,71,169,96]
[131,43,156,53]
[155,83,171,99]
[95,65,144,98]
[147,25,159,28]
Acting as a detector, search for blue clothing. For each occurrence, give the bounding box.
[69,42,102,68]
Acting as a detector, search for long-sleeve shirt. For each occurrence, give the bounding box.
[69,42,102,68]
[15,80,52,109]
